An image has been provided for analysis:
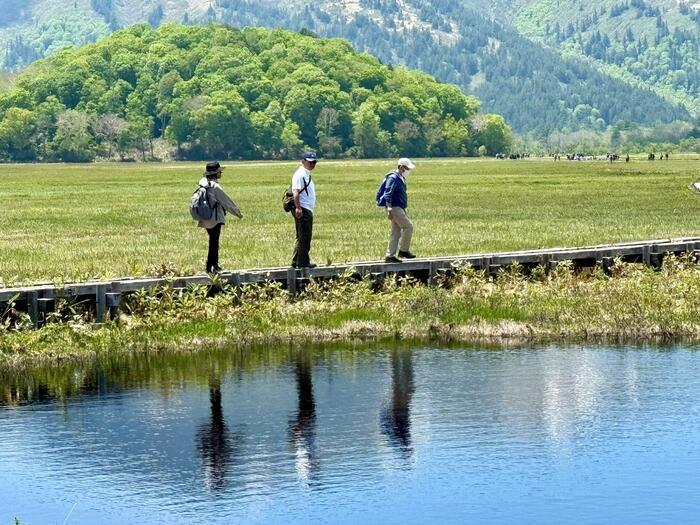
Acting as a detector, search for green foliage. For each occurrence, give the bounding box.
[0,24,501,161]
[0,108,36,160]
[0,0,690,141]
[53,110,96,162]
[475,114,513,155]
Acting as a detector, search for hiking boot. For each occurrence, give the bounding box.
[385,255,402,263]
[398,251,416,259]
[297,263,317,269]
[207,265,223,274]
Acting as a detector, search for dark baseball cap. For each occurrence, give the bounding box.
[301,152,318,162]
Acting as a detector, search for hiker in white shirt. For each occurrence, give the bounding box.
[291,152,318,268]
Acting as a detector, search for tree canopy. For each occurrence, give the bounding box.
[0,23,512,161]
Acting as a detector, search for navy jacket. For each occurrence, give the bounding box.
[383,172,408,209]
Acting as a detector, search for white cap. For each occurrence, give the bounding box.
[397,157,415,170]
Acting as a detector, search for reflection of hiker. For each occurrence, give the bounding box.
[196,161,243,273]
[196,376,234,491]
[381,158,416,263]
[288,353,319,483]
[291,152,318,269]
[380,349,415,456]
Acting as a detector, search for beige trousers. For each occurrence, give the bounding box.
[386,207,413,256]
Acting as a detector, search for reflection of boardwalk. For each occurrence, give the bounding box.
[196,377,233,491]
[381,349,415,456]
[289,353,319,483]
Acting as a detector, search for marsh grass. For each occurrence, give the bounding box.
[3,255,700,367]
[1,157,700,284]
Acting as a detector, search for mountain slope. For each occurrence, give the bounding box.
[0,0,692,136]
[508,0,700,114]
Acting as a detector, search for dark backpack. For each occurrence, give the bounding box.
[283,173,312,213]
[375,171,397,207]
[190,183,217,221]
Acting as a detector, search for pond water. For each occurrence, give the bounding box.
[1,344,699,524]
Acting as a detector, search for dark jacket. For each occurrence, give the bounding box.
[383,173,408,209]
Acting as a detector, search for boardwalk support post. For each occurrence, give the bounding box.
[106,293,121,321]
[428,262,438,286]
[27,291,39,328]
[371,272,385,290]
[601,257,615,275]
[287,268,297,297]
[96,284,107,323]
[37,298,54,327]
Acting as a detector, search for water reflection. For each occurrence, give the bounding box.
[380,349,415,457]
[288,352,319,483]
[2,344,700,525]
[196,375,234,491]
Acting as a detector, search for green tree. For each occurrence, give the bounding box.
[0,108,36,160]
[316,107,343,158]
[53,110,95,162]
[281,121,304,159]
[441,117,472,156]
[394,119,425,157]
[352,103,392,158]
[33,96,66,160]
[165,112,190,159]
[126,115,154,161]
[474,114,513,155]
[95,113,127,159]
[190,89,252,159]
[421,112,445,157]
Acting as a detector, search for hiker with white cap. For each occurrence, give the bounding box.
[377,158,416,263]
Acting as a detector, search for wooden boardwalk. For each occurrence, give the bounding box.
[3,236,700,327]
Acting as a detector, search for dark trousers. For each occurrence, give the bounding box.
[206,223,223,271]
[292,208,313,267]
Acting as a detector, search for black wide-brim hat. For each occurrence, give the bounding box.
[204,161,225,175]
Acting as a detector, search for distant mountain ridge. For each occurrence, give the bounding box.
[511,0,700,114]
[0,0,694,137]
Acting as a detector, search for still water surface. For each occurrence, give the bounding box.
[1,344,699,524]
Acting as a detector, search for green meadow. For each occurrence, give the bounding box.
[1,157,700,285]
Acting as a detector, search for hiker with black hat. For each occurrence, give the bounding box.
[196,161,243,273]
[291,152,318,268]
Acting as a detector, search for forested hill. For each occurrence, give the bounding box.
[0,24,513,162]
[0,0,690,138]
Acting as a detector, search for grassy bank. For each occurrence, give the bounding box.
[3,256,700,368]
[1,157,700,284]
